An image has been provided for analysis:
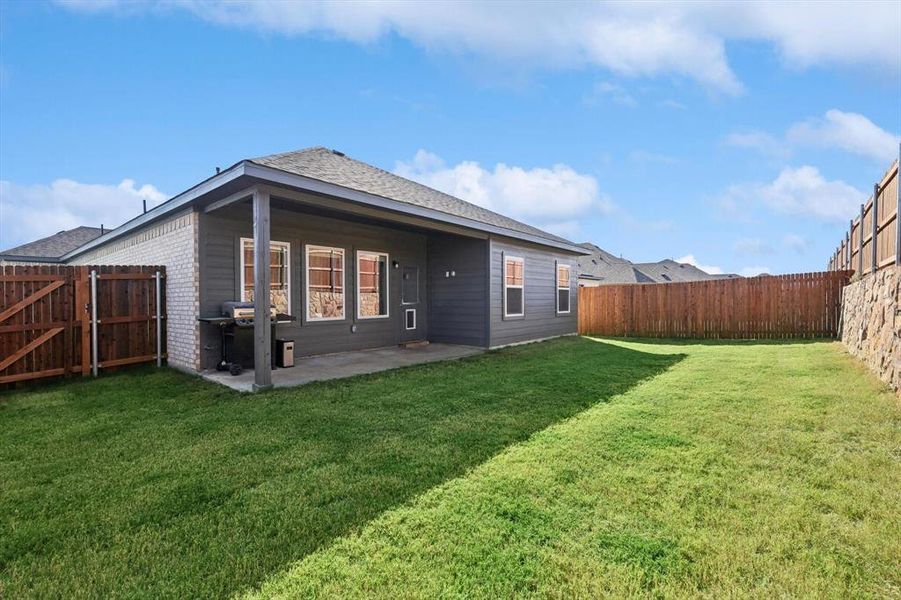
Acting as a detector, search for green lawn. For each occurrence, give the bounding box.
[1,338,898,598]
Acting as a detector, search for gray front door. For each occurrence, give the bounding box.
[400,265,420,342]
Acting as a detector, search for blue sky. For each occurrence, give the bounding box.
[1,1,899,276]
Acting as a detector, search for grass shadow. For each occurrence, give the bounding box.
[0,336,683,598]
[586,336,838,347]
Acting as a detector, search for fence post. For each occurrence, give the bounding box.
[90,269,98,377]
[872,183,879,273]
[155,270,162,367]
[846,226,851,270]
[896,144,901,266]
[858,204,864,274]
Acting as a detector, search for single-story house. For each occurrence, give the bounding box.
[3,147,590,389]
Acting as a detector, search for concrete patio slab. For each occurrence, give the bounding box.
[201,343,484,392]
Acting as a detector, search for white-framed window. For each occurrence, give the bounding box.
[239,238,291,315]
[405,308,416,330]
[357,250,389,319]
[504,255,524,317]
[305,245,345,321]
[556,263,571,314]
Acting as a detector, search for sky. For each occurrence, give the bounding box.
[0,1,899,276]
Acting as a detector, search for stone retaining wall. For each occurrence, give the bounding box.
[840,266,901,391]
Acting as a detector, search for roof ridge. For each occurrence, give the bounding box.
[248,147,575,246]
[331,150,559,236]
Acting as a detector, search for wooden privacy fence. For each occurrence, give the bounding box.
[578,271,852,339]
[0,265,165,386]
[828,158,899,275]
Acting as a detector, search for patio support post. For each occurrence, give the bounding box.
[253,187,273,391]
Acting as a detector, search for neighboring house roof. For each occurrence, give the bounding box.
[61,147,589,261]
[632,259,721,283]
[250,147,576,248]
[0,226,103,262]
[577,245,739,284]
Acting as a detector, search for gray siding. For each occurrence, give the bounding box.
[489,238,579,347]
[199,204,428,369]
[427,235,489,347]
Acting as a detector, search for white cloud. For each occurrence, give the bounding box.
[759,166,864,221]
[0,179,167,250]
[787,109,900,163]
[712,2,900,71]
[740,266,771,277]
[61,2,901,94]
[394,149,613,237]
[676,254,723,275]
[782,233,807,253]
[727,110,898,162]
[716,165,865,222]
[583,81,637,107]
[733,237,773,256]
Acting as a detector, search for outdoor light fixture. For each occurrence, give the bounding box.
[392,260,399,269]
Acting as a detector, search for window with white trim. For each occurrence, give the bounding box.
[556,263,571,314]
[504,255,524,317]
[306,245,345,321]
[240,238,290,315]
[357,251,389,319]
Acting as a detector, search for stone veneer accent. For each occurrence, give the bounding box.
[840,266,901,392]
[68,210,201,372]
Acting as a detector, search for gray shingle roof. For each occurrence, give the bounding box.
[577,245,738,284]
[250,147,577,248]
[0,226,103,260]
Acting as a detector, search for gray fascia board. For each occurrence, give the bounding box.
[243,162,591,255]
[0,254,64,263]
[62,162,249,261]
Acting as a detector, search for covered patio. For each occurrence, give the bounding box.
[201,342,484,392]
[191,147,583,391]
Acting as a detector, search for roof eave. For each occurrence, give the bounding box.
[63,157,591,261]
[62,161,249,261]
[0,254,65,263]
[243,162,591,255]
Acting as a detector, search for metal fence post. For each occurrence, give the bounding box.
[846,225,852,270]
[896,143,901,266]
[155,271,162,367]
[90,269,98,377]
[858,204,864,274]
[872,183,879,273]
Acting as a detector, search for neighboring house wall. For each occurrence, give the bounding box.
[840,266,901,392]
[427,234,489,347]
[68,210,201,372]
[488,238,578,348]
[199,204,430,369]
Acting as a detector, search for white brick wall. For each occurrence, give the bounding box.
[68,210,200,372]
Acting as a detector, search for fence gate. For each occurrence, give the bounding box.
[0,265,166,386]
